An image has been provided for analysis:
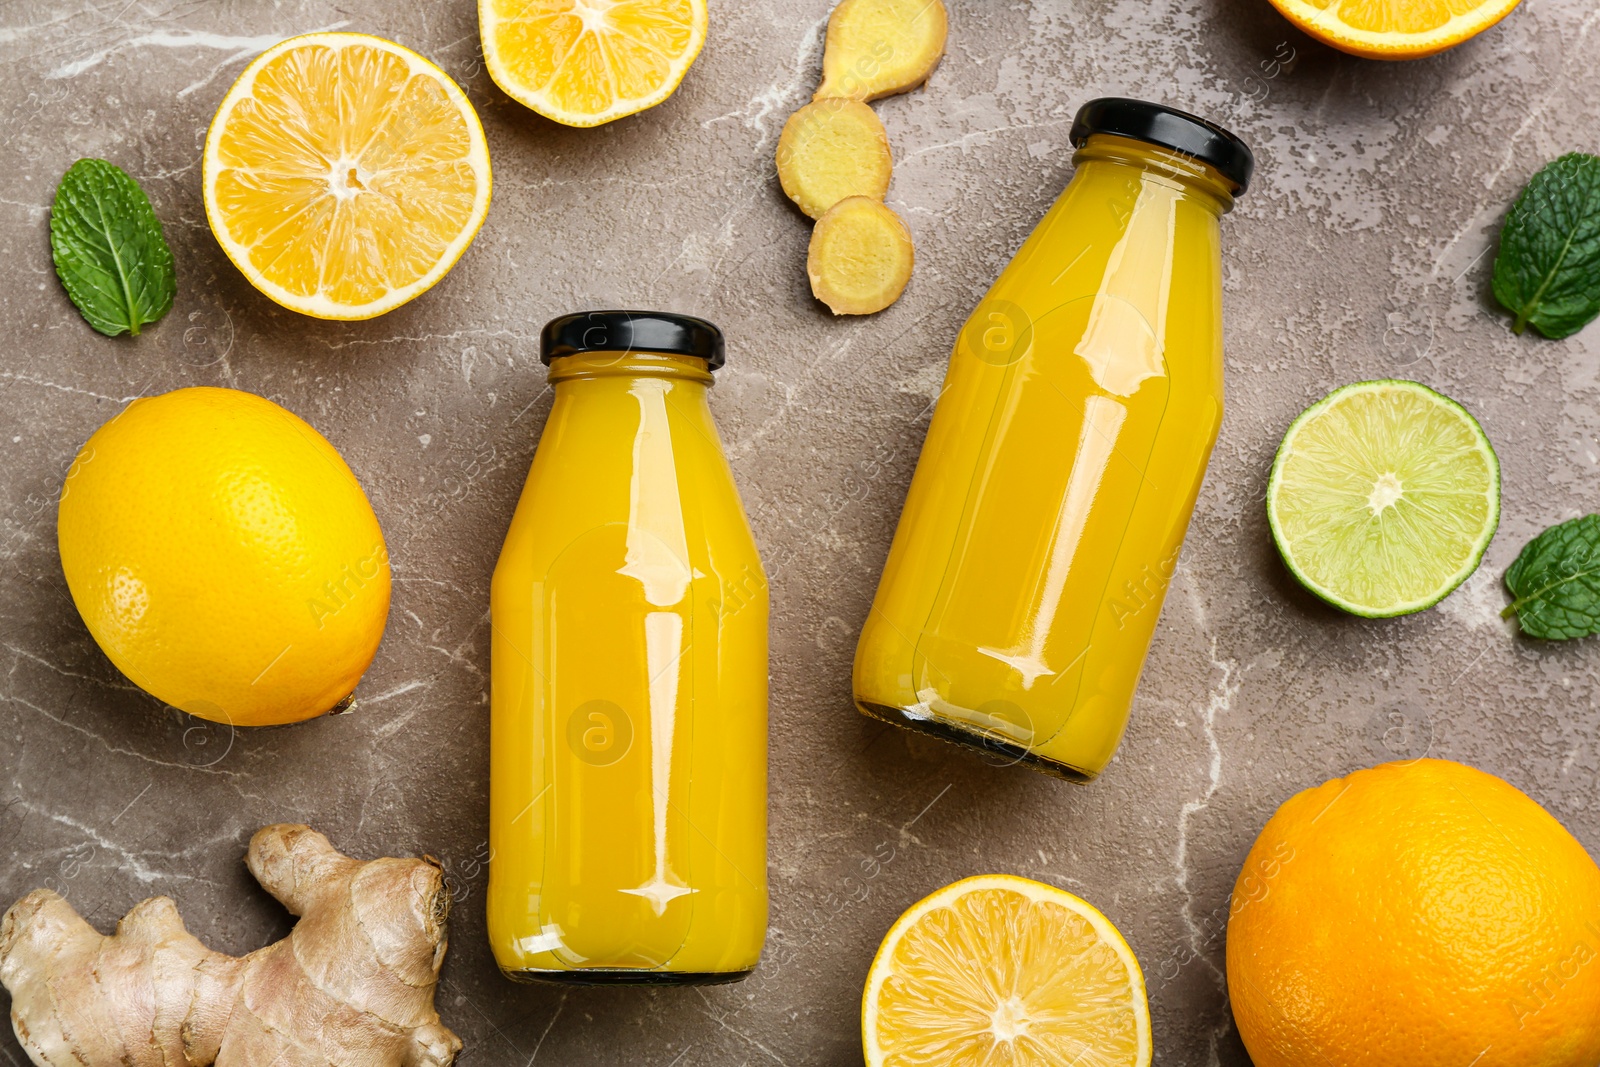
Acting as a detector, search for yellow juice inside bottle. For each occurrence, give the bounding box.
[854,120,1248,782]
[488,336,767,983]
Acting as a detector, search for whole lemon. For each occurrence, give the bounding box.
[1227,758,1600,1067]
[57,387,390,726]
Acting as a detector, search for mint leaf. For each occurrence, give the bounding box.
[49,159,175,337]
[1491,153,1600,340]
[1502,514,1600,639]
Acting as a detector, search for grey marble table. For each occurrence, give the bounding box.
[2,1,1598,1064]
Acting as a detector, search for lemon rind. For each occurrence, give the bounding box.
[202,32,493,321]
[478,0,708,128]
[861,873,1152,1067]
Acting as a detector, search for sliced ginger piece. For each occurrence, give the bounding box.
[808,196,914,315]
[777,99,893,219]
[814,0,948,102]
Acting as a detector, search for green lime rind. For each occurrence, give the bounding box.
[1266,379,1500,619]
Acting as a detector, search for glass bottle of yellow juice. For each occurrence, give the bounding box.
[854,99,1254,782]
[488,312,768,983]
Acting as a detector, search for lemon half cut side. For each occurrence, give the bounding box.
[203,32,492,320]
[1266,0,1523,59]
[863,875,1152,1067]
[480,0,709,127]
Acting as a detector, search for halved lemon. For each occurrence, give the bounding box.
[863,875,1152,1067]
[203,33,492,320]
[480,0,708,127]
[1267,0,1523,59]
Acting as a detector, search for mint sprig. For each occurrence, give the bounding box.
[50,159,175,337]
[1502,514,1600,639]
[1491,153,1600,340]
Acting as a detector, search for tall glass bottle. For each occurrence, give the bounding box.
[854,99,1254,782]
[488,312,768,983]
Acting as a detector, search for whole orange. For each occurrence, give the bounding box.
[1227,758,1600,1067]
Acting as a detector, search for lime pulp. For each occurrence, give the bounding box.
[1266,380,1500,617]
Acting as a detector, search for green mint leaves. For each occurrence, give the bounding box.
[1491,152,1600,340]
[50,159,175,337]
[1502,514,1600,639]
[1490,159,1600,634]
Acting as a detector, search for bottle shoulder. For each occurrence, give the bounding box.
[495,410,761,586]
[996,164,1224,298]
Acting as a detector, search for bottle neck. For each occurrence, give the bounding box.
[1071,133,1237,215]
[546,352,714,386]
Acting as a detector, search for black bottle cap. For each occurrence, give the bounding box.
[540,310,726,369]
[1069,97,1254,194]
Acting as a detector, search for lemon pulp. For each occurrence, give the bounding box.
[863,876,1151,1067]
[203,33,491,319]
[480,0,708,127]
[1268,0,1522,58]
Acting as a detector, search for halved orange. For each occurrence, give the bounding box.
[480,0,708,127]
[1267,0,1523,59]
[203,33,492,320]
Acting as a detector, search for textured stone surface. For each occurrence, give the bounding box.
[2,1,1598,1064]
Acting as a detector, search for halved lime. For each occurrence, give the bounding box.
[1267,380,1500,617]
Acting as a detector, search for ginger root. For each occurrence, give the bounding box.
[777,99,893,219]
[779,0,943,314]
[808,196,915,315]
[0,824,460,1067]
[814,0,949,102]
